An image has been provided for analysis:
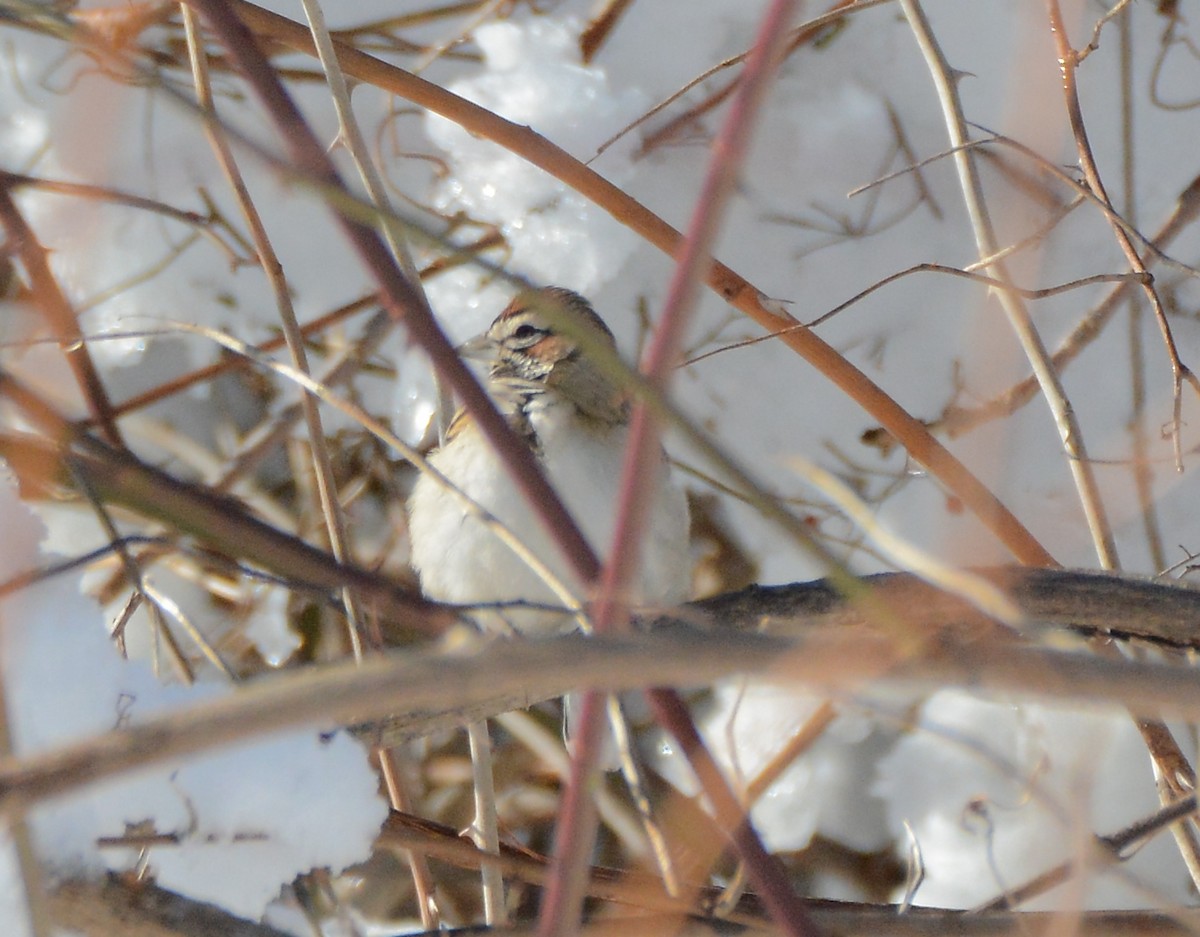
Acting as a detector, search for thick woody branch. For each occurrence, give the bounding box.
[2,568,1200,816]
[44,872,1200,937]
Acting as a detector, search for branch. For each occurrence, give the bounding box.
[50,875,292,937]
[218,0,1054,568]
[3,568,1200,815]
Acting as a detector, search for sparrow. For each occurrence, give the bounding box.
[406,287,690,634]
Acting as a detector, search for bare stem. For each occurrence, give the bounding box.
[900,0,1117,568]
[540,4,817,936]
[181,3,367,658]
[0,186,123,447]
[223,0,1054,567]
[185,0,603,591]
[1046,0,1197,471]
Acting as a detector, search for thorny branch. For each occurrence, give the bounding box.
[1046,0,1200,470]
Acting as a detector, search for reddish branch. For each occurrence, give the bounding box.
[183,0,603,590]
[221,0,1055,567]
[0,183,123,447]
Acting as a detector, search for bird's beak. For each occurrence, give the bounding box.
[456,332,495,362]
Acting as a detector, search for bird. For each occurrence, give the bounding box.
[406,287,690,635]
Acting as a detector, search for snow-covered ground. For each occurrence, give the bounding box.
[1,0,1199,930]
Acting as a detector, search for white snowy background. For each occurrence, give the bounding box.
[1,0,1199,932]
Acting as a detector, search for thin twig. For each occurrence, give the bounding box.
[1044,0,1200,891]
[0,665,50,937]
[378,748,441,930]
[901,0,1118,568]
[628,0,887,158]
[1046,0,1199,471]
[0,184,123,446]
[186,0,604,596]
[182,4,367,658]
[467,719,507,925]
[542,4,817,935]
[788,458,1022,625]
[935,174,1200,439]
[222,0,1056,567]
[684,265,1148,366]
[104,291,379,418]
[1117,7,1166,571]
[0,170,248,266]
[604,695,679,893]
[973,794,1198,911]
[297,0,423,286]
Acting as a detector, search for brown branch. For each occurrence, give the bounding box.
[106,290,379,418]
[0,378,446,640]
[47,868,1200,937]
[386,794,1200,920]
[4,567,1200,817]
[0,171,246,266]
[1046,0,1199,469]
[0,182,123,447]
[50,875,292,937]
[219,0,1055,570]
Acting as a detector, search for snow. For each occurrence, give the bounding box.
[1,0,1198,924]
[397,16,650,442]
[642,683,889,854]
[0,471,387,926]
[874,691,1193,909]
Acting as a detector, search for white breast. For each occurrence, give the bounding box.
[407,403,690,634]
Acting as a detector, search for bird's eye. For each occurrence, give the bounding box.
[512,323,541,341]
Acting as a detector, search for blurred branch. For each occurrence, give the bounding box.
[0,374,447,640]
[41,858,1200,936]
[0,182,123,447]
[4,567,1200,814]
[50,875,293,937]
[554,4,817,937]
[218,0,1054,568]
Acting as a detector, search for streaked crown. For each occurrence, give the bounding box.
[485,287,616,381]
[483,286,627,425]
